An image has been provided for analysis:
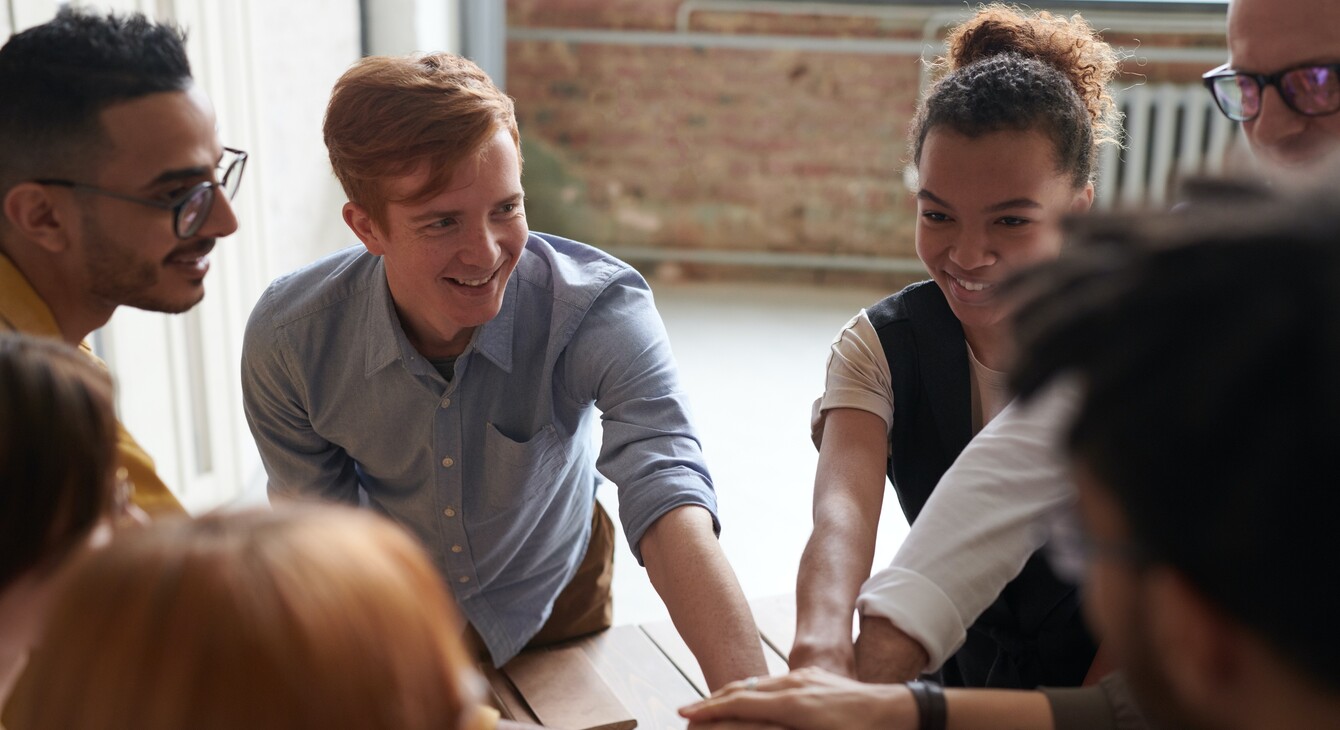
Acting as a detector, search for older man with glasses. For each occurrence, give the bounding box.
[0,9,244,516]
[1202,0,1340,169]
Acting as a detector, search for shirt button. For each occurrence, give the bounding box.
[443,507,456,517]
[441,398,451,409]
[441,456,455,468]
[458,576,470,584]
[451,544,463,553]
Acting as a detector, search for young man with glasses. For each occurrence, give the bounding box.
[0,9,244,516]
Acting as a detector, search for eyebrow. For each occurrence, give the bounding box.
[144,151,228,189]
[146,165,211,187]
[1232,58,1340,75]
[916,189,954,209]
[918,189,1042,213]
[984,198,1043,213]
[408,193,524,224]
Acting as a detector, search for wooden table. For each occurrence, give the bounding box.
[483,594,798,730]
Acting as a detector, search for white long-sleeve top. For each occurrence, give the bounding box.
[855,381,1081,672]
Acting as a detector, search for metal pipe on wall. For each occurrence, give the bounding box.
[510,2,1228,273]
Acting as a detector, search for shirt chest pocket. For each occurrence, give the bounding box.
[478,422,569,515]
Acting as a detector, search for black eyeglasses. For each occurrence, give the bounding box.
[34,147,248,239]
[1203,61,1340,122]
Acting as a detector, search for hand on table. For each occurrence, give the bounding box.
[854,615,929,684]
[679,667,917,730]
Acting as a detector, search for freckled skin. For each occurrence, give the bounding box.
[346,129,528,359]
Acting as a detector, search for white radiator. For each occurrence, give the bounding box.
[1097,83,1244,209]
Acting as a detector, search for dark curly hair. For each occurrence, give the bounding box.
[911,4,1121,189]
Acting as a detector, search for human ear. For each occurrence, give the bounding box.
[1071,183,1096,214]
[3,183,72,254]
[1145,567,1244,725]
[343,202,385,256]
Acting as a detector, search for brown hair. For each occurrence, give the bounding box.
[911,3,1122,187]
[0,333,118,591]
[13,506,479,730]
[323,52,520,229]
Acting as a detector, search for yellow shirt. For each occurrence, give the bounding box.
[0,254,185,517]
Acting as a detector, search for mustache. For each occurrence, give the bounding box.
[168,239,216,258]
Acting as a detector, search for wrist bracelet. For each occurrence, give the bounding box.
[905,679,947,730]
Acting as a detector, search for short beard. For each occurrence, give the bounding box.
[81,214,207,315]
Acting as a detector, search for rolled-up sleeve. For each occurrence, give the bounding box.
[1044,672,1152,730]
[857,380,1081,671]
[810,310,894,449]
[560,272,717,564]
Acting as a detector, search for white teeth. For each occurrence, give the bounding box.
[451,275,491,287]
[954,277,991,292]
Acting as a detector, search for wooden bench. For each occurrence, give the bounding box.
[483,594,799,729]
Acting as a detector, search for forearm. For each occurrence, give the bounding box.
[642,505,767,691]
[944,689,1054,730]
[679,668,1054,730]
[854,615,929,683]
[793,508,878,663]
[794,407,889,670]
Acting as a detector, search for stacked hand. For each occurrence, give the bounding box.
[679,667,918,730]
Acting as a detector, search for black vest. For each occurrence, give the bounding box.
[868,281,1096,689]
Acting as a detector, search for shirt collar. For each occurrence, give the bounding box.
[0,253,62,337]
[472,270,517,374]
[364,258,409,376]
[362,254,519,377]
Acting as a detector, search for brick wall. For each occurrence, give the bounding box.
[506,2,1228,284]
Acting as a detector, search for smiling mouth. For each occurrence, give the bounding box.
[165,241,215,270]
[952,275,993,293]
[448,267,500,288]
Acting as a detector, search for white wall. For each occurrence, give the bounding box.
[364,0,461,56]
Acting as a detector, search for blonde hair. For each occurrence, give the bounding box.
[912,3,1122,186]
[13,506,479,730]
[324,52,520,229]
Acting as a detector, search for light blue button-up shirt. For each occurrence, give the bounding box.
[242,233,718,664]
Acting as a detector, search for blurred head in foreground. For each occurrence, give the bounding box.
[1012,177,1340,730]
[0,333,120,706]
[13,505,483,730]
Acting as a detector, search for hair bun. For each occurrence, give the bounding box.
[944,3,1119,137]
